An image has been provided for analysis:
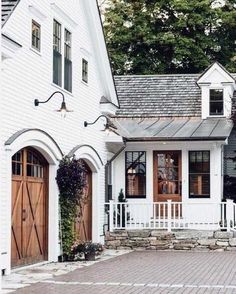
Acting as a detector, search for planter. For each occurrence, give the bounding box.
[85,252,96,261]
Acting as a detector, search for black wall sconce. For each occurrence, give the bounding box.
[84,115,115,135]
[34,91,72,118]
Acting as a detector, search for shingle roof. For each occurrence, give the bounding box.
[2,0,20,26]
[114,73,236,118]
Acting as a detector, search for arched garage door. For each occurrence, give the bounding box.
[75,160,92,241]
[11,147,48,267]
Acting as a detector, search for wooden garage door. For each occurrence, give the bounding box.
[75,161,92,241]
[11,148,48,268]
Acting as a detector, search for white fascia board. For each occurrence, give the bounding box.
[197,62,235,85]
[82,0,119,107]
[50,3,78,28]
[1,34,21,59]
[100,102,119,115]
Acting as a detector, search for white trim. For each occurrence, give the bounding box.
[4,130,62,273]
[82,1,119,107]
[28,5,47,21]
[197,63,235,85]
[72,145,103,243]
[50,3,78,28]
[1,35,21,60]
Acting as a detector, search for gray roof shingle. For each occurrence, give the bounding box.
[114,73,236,118]
[2,0,20,26]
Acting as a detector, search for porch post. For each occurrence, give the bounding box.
[167,200,172,232]
[226,199,234,232]
[109,200,114,232]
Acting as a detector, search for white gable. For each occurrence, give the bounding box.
[197,63,236,119]
[82,0,119,108]
[197,62,235,85]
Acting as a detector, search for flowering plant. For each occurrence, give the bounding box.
[71,241,104,258]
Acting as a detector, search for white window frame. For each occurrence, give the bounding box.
[208,87,225,117]
[52,17,73,94]
[31,20,41,52]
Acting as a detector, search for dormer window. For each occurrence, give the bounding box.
[209,89,224,116]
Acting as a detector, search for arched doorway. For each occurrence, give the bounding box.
[75,160,92,241]
[11,147,48,267]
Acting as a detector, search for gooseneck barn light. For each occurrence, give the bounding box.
[84,115,115,135]
[34,91,72,118]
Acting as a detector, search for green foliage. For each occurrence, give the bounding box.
[56,157,87,255]
[118,188,126,203]
[117,189,128,227]
[103,0,236,74]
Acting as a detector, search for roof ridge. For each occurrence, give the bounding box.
[115,73,200,78]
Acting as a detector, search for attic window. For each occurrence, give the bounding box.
[210,89,223,116]
[32,20,41,51]
[82,58,88,83]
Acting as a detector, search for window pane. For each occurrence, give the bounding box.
[158,181,179,194]
[189,151,210,198]
[82,59,88,83]
[189,175,210,197]
[157,152,180,195]
[53,50,62,86]
[127,174,146,197]
[126,151,146,197]
[64,58,72,92]
[210,102,223,115]
[32,20,40,51]
[210,89,223,115]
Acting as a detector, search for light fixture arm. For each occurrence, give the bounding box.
[34,91,65,106]
[84,115,108,127]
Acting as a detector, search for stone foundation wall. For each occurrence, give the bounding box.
[105,230,236,252]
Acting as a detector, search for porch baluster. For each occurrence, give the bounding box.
[109,200,114,232]
[167,200,172,232]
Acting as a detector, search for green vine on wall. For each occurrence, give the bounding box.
[56,156,87,255]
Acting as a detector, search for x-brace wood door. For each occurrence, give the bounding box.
[75,161,92,242]
[11,148,48,267]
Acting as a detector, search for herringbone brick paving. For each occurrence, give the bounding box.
[14,251,236,293]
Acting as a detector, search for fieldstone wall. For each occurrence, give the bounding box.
[105,230,236,252]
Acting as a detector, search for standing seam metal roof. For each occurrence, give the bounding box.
[111,118,233,141]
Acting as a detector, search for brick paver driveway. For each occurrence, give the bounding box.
[15,251,236,293]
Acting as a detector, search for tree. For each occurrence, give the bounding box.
[103,0,236,75]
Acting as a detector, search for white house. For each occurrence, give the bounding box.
[106,63,236,232]
[1,0,119,274]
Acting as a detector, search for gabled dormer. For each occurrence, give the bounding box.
[197,62,236,119]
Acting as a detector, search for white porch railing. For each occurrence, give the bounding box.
[105,200,236,232]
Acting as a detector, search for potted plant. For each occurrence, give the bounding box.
[71,241,104,261]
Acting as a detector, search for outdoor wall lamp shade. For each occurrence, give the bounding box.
[34,91,72,118]
[84,115,114,134]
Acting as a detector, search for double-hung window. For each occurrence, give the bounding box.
[64,29,72,92]
[53,20,72,92]
[125,151,146,198]
[32,20,41,51]
[189,151,210,198]
[210,89,224,115]
[53,20,62,86]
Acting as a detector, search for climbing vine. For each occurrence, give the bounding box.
[56,156,87,255]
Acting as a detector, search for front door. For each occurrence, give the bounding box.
[11,148,48,268]
[75,161,92,241]
[153,151,182,207]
